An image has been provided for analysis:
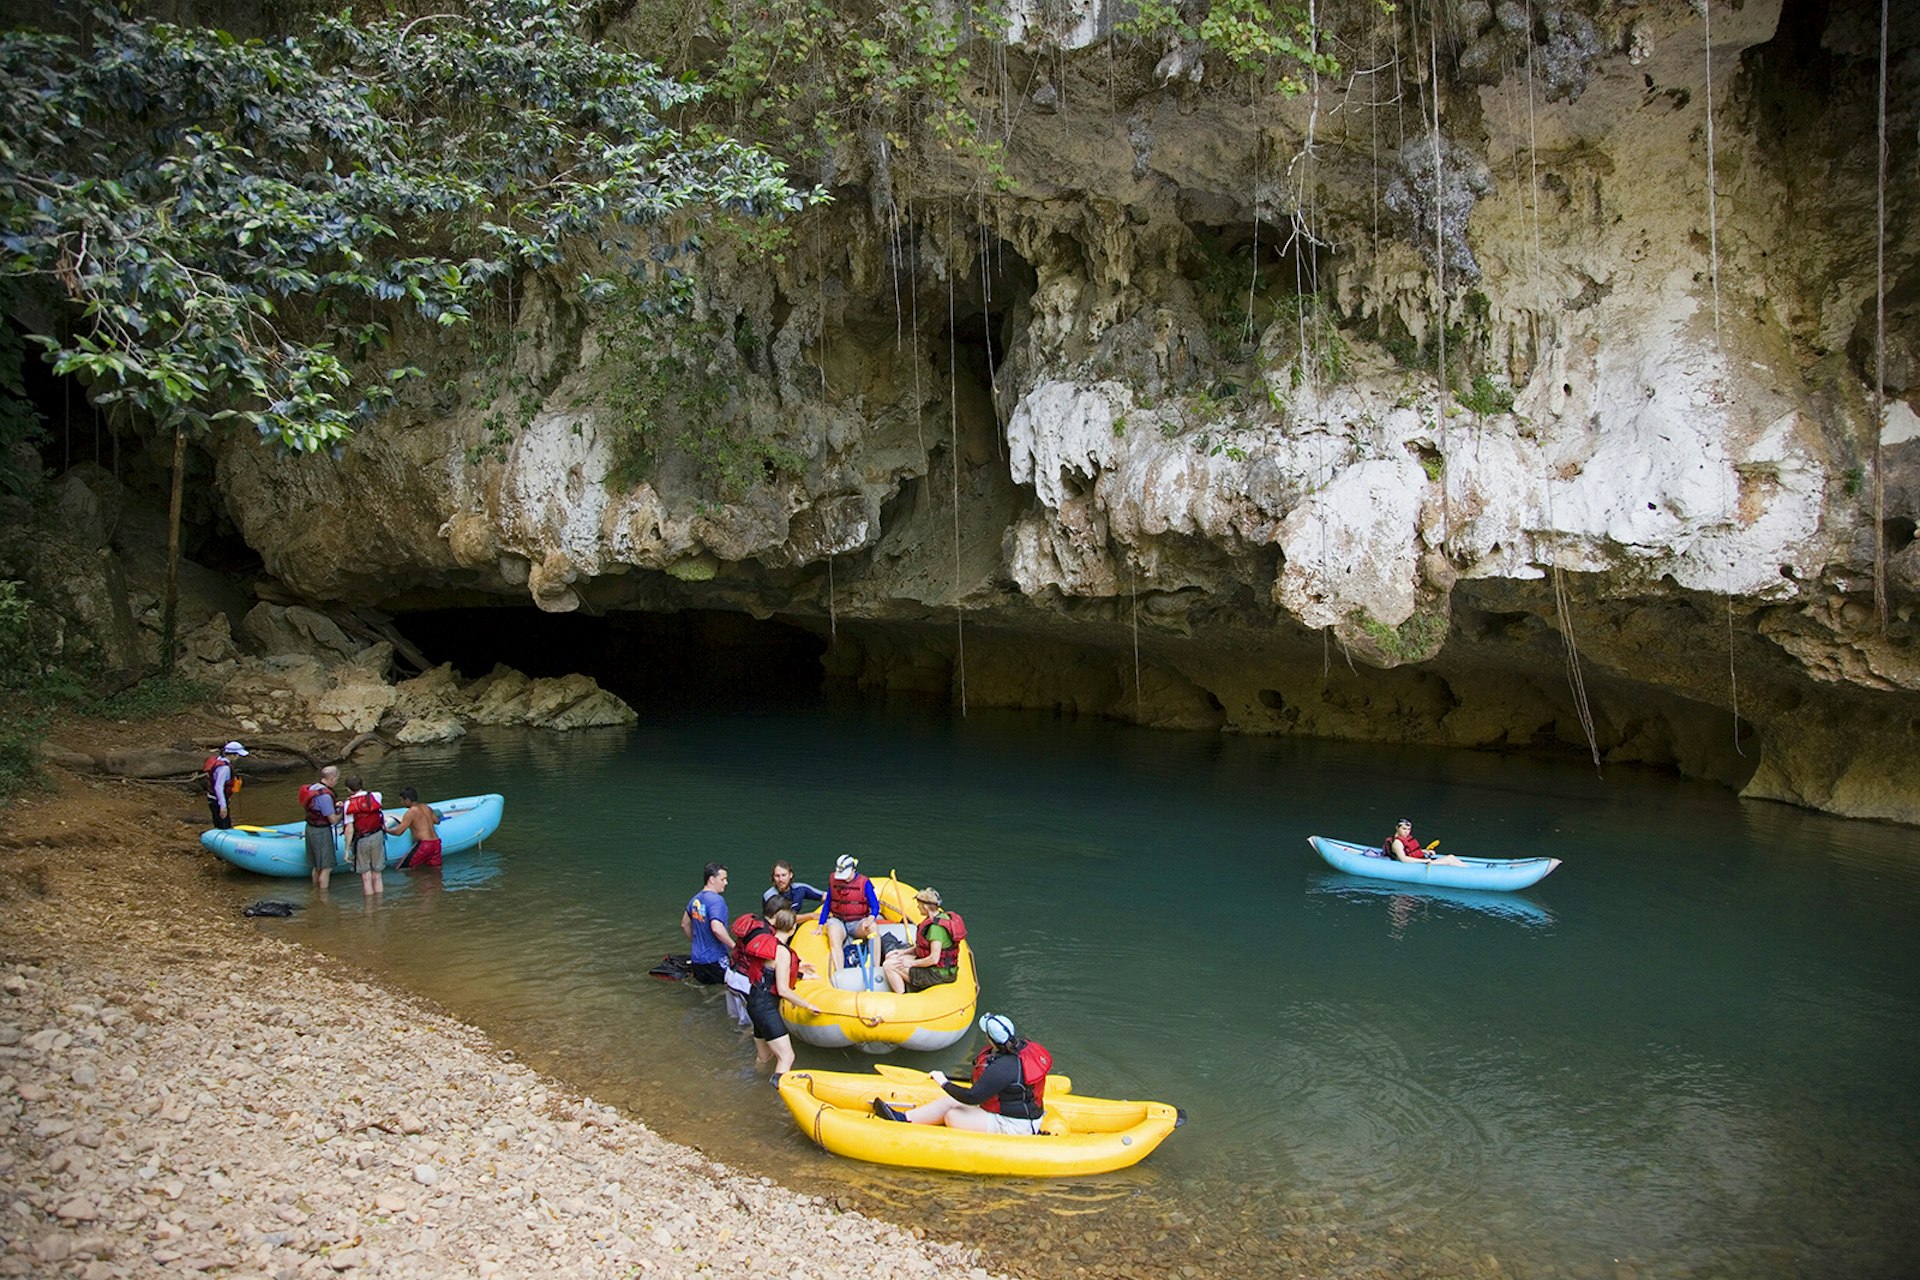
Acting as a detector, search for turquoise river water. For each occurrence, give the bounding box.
[216,704,1920,1280]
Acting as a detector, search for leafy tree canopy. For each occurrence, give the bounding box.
[0,0,818,454]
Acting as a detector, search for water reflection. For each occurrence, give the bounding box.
[229,712,1920,1280]
[1306,872,1558,931]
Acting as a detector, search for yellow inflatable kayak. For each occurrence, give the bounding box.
[781,876,978,1053]
[777,1064,1183,1176]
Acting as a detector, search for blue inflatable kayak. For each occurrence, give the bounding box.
[1308,835,1560,892]
[202,793,504,877]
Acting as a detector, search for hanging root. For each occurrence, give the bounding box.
[1552,566,1602,771]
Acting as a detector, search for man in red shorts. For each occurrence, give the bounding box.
[386,788,443,869]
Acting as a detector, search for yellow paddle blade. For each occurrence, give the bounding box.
[1425,840,1439,850]
[235,824,274,833]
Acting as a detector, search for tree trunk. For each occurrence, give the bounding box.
[160,426,185,673]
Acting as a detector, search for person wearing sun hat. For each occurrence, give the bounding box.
[880,886,965,994]
[871,1012,1054,1134]
[817,854,881,973]
[201,740,248,829]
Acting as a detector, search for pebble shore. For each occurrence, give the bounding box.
[0,771,1009,1279]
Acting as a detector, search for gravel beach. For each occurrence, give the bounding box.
[0,728,1011,1280]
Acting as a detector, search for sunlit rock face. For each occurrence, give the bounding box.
[213,0,1920,823]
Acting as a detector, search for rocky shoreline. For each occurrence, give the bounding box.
[0,733,1008,1280]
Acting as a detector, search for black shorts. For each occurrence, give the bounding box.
[744,987,788,1041]
[689,961,728,986]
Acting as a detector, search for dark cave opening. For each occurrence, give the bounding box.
[394,607,829,713]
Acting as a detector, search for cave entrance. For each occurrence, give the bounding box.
[393,607,829,713]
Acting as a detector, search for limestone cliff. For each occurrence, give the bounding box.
[210,0,1920,822]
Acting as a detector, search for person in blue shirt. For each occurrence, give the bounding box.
[763,859,826,914]
[682,862,733,985]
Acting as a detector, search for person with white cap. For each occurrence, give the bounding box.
[871,1012,1053,1134]
[201,740,248,829]
[816,854,881,973]
[880,887,965,994]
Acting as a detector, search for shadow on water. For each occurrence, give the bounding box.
[215,708,1920,1280]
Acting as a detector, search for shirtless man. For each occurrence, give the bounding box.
[385,787,443,869]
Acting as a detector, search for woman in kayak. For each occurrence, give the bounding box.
[1386,819,1467,866]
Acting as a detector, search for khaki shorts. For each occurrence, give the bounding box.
[304,824,338,872]
[351,831,386,873]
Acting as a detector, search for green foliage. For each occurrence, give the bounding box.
[601,278,807,499]
[1357,608,1449,662]
[695,0,1009,186]
[1275,292,1350,391]
[1421,454,1444,481]
[0,581,51,803]
[0,1,813,458]
[0,577,218,804]
[0,322,47,495]
[90,676,215,721]
[1457,373,1515,416]
[1119,0,1342,94]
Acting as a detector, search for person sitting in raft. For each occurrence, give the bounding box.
[1385,819,1467,867]
[872,1012,1052,1134]
[880,887,963,994]
[818,854,881,973]
[763,858,826,914]
[385,787,442,869]
[732,906,821,1080]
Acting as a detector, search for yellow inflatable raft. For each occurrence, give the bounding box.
[781,876,978,1053]
[777,1064,1184,1176]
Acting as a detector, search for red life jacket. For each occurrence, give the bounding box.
[912,909,966,968]
[1385,834,1425,859]
[202,755,237,803]
[730,914,777,988]
[828,873,872,922]
[343,791,384,838]
[298,782,335,826]
[972,1038,1052,1118]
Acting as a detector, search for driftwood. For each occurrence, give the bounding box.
[338,608,432,676]
[336,730,387,762]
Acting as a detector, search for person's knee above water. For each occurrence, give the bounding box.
[881,887,965,994]
[871,1012,1052,1134]
[682,861,734,985]
[819,854,880,972]
[1385,818,1467,867]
